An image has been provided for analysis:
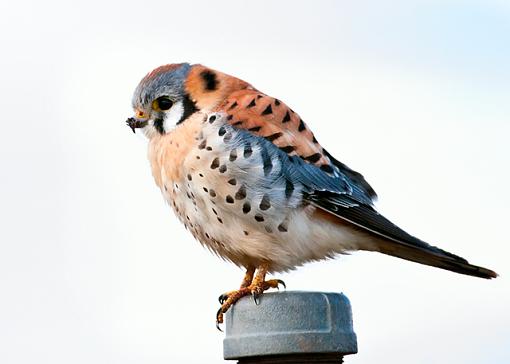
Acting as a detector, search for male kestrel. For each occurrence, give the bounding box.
[126,63,497,328]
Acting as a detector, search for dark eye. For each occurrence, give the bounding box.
[153,96,173,111]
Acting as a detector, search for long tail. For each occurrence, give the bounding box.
[308,193,498,279]
[375,239,498,279]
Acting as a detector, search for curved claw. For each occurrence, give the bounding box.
[218,293,228,304]
[252,292,260,305]
[276,279,286,290]
[216,308,224,332]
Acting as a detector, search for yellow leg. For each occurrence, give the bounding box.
[218,266,255,304]
[240,266,256,288]
[216,263,285,330]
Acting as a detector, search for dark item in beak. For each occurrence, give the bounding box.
[126,117,148,133]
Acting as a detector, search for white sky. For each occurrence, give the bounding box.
[0,1,509,363]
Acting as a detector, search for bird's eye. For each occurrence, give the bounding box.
[153,96,173,111]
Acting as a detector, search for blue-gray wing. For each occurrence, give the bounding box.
[222,116,496,279]
[229,127,375,207]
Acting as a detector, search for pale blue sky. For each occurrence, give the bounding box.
[0,1,509,363]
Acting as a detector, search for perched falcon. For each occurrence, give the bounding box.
[126,63,497,328]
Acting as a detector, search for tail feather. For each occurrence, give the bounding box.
[375,240,498,279]
[308,193,498,279]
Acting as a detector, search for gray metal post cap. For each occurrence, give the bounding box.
[223,291,357,360]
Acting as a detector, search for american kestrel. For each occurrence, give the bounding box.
[126,63,497,328]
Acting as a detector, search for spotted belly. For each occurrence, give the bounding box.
[152,113,370,272]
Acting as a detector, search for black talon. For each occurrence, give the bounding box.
[218,293,228,304]
[277,279,286,290]
[216,308,224,332]
[252,292,260,305]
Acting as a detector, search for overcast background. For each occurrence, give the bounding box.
[1,0,509,363]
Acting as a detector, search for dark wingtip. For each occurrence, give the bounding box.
[439,255,498,279]
[474,266,498,279]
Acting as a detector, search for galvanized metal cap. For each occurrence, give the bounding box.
[223,291,357,360]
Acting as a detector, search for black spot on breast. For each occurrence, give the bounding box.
[304,153,322,163]
[227,115,233,120]
[278,222,288,232]
[208,115,216,123]
[265,132,283,142]
[285,179,294,199]
[282,111,291,123]
[226,195,234,204]
[243,231,249,235]
[242,202,251,214]
[233,120,244,126]
[199,173,204,177]
[235,185,247,200]
[217,217,223,224]
[200,70,218,91]
[298,119,306,132]
[229,149,237,161]
[274,99,281,106]
[198,140,206,149]
[206,146,212,151]
[244,144,253,158]
[261,104,273,115]
[257,94,263,99]
[254,214,264,222]
[228,101,238,110]
[210,158,220,169]
[219,165,227,173]
[228,178,237,185]
[280,145,295,153]
[247,99,256,108]
[320,164,334,173]
[209,189,217,197]
[203,187,208,192]
[218,126,226,136]
[312,135,318,144]
[212,208,217,215]
[259,195,271,210]
[248,126,261,132]
[187,174,192,181]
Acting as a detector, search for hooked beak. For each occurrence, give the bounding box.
[126,108,149,133]
[125,117,148,133]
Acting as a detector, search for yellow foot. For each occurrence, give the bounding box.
[216,278,285,331]
[218,279,286,305]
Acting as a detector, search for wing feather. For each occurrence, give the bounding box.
[215,89,377,205]
[307,192,497,279]
[221,116,497,279]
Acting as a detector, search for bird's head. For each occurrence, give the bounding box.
[126,63,199,138]
[126,63,251,138]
